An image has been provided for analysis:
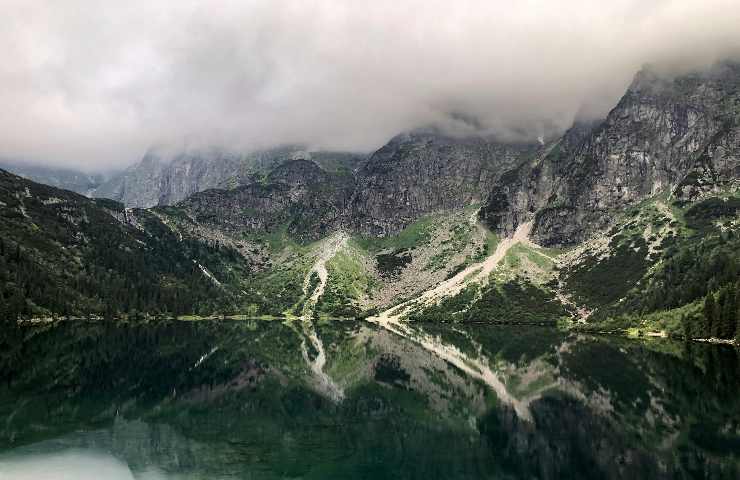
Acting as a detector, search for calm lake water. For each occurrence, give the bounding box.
[0,320,739,479]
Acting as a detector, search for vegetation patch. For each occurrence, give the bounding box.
[684,196,740,231]
[375,249,412,277]
[317,243,375,318]
[355,214,437,252]
[563,234,649,307]
[408,281,566,324]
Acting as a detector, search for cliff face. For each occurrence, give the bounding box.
[351,130,541,236]
[179,159,356,241]
[482,61,740,246]
[91,149,243,208]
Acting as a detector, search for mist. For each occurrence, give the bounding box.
[2,0,740,172]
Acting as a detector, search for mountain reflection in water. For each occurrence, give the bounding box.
[1,320,739,479]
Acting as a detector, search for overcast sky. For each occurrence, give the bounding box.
[2,0,740,172]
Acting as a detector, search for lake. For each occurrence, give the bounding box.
[0,320,739,479]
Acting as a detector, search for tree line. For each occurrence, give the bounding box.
[683,281,740,341]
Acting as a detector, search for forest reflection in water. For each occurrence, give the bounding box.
[1,319,739,479]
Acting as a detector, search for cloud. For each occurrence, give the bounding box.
[1,0,740,171]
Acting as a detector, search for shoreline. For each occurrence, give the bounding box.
[570,326,738,347]
[10,316,739,349]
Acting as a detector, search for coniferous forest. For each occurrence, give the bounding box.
[0,170,243,322]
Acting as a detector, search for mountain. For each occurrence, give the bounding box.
[481,61,740,246]
[1,60,739,340]
[179,159,356,241]
[91,148,243,208]
[351,129,542,235]
[0,160,105,196]
[174,130,542,240]
[0,168,249,319]
[92,146,365,208]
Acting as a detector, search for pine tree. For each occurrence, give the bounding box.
[681,314,692,340]
[704,293,717,338]
[721,288,736,339]
[716,287,731,339]
[735,283,740,343]
[711,308,721,339]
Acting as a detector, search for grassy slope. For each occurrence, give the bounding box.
[399,190,739,330]
[404,219,568,323]
[317,240,376,318]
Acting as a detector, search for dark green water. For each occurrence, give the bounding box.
[0,320,739,479]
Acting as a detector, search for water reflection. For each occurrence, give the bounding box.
[0,320,739,479]
[0,450,140,480]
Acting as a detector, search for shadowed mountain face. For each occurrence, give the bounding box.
[1,321,739,479]
[90,133,542,238]
[173,132,543,239]
[178,159,357,241]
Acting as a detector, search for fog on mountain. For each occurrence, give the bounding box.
[1,0,740,171]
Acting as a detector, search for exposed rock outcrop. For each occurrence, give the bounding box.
[92,148,242,208]
[178,159,356,241]
[175,130,542,240]
[351,129,541,236]
[482,61,740,246]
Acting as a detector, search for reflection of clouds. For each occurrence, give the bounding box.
[0,450,138,480]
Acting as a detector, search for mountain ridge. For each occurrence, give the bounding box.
[1,60,739,340]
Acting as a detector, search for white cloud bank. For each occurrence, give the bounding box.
[1,0,740,171]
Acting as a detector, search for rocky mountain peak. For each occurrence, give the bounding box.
[481,60,740,246]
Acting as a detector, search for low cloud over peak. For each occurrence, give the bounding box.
[2,0,740,171]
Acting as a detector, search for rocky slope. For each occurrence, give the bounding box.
[178,159,356,241]
[171,130,542,240]
[92,148,242,208]
[482,61,740,246]
[351,130,542,236]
